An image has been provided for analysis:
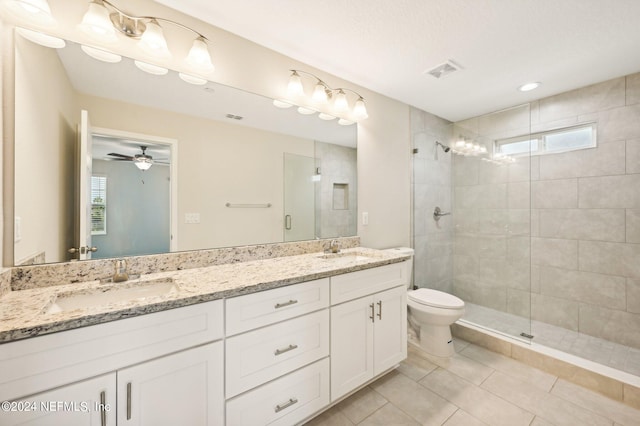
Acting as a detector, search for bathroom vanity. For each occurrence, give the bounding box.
[0,247,410,425]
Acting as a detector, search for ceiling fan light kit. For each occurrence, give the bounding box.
[108,146,155,171]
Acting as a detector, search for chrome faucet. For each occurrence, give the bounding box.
[329,239,340,254]
[112,259,129,283]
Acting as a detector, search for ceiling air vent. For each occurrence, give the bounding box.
[424,60,461,79]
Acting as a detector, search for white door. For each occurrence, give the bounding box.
[77,109,93,260]
[373,286,408,375]
[0,373,116,426]
[330,296,374,401]
[117,342,224,426]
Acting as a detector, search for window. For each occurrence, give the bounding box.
[495,123,596,157]
[91,175,107,235]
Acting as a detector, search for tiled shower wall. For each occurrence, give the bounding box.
[453,72,640,349]
[411,108,453,291]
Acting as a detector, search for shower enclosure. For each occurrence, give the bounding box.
[412,74,640,378]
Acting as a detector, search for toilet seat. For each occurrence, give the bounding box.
[408,288,464,309]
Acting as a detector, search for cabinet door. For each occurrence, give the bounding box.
[373,286,407,375]
[117,342,223,426]
[0,373,116,426]
[330,296,374,401]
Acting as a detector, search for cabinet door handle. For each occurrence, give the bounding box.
[126,382,132,420]
[274,344,298,356]
[100,391,106,426]
[275,299,298,309]
[285,215,292,230]
[369,303,375,323]
[274,397,298,413]
[377,300,383,320]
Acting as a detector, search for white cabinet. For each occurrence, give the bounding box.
[0,374,116,426]
[117,342,224,426]
[330,285,407,401]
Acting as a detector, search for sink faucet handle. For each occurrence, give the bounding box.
[329,239,340,253]
[113,259,129,282]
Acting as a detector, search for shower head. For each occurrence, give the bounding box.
[436,141,450,153]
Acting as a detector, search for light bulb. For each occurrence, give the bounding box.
[185,36,214,74]
[353,97,368,120]
[139,19,171,59]
[333,89,348,112]
[79,1,117,42]
[16,27,65,48]
[81,45,121,63]
[312,81,328,103]
[287,71,304,97]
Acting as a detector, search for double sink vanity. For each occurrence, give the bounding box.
[0,241,410,425]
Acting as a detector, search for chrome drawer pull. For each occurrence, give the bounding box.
[100,391,106,426]
[274,397,298,413]
[275,299,298,309]
[274,344,298,356]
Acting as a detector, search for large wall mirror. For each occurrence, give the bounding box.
[11,33,357,266]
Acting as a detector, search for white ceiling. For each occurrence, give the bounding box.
[154,0,640,122]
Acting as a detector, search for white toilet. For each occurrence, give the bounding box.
[386,247,465,358]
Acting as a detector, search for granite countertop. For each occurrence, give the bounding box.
[0,247,409,343]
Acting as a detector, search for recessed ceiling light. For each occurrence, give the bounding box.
[518,82,541,92]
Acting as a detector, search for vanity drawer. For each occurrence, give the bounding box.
[330,262,408,305]
[225,309,329,398]
[226,358,329,426]
[225,278,329,336]
[0,300,223,402]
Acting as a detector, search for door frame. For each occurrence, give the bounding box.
[91,127,179,252]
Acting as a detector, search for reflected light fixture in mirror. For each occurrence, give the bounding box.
[16,26,64,48]
[80,44,121,63]
[285,69,368,122]
[133,147,154,171]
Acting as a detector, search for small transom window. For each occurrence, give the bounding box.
[495,123,596,156]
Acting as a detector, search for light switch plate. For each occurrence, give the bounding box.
[185,213,200,224]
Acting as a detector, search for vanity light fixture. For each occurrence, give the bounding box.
[16,26,64,48]
[81,44,121,63]
[285,69,368,122]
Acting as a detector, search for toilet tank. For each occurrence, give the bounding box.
[384,247,414,289]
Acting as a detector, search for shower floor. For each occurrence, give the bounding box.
[462,302,640,378]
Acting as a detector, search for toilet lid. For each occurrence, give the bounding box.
[408,288,464,309]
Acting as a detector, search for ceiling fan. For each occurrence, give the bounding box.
[107,146,165,171]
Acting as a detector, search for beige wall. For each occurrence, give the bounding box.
[14,36,78,264]
[453,74,640,349]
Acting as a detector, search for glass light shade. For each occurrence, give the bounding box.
[139,19,171,59]
[318,113,336,121]
[80,45,121,63]
[333,90,348,112]
[338,118,355,126]
[134,157,153,171]
[297,106,316,115]
[4,0,56,26]
[353,97,368,120]
[185,36,214,74]
[79,1,117,42]
[16,27,65,48]
[272,99,293,108]
[179,73,207,85]
[287,71,304,97]
[134,60,168,75]
[312,82,328,103]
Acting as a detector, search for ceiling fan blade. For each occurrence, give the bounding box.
[107,153,134,160]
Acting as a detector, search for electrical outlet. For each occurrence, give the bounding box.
[362,212,369,226]
[185,213,200,224]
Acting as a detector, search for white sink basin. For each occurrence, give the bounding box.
[45,278,177,314]
[318,251,375,262]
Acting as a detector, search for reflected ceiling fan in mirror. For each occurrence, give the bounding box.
[107,146,162,170]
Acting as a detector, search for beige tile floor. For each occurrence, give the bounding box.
[304,340,640,426]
